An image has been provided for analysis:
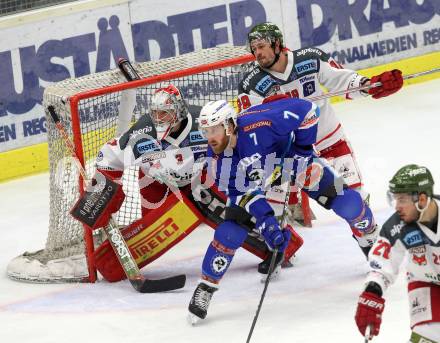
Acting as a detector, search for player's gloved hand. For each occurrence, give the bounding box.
[355,291,385,338]
[368,69,403,99]
[257,216,291,251]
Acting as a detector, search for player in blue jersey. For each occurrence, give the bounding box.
[187,95,376,323]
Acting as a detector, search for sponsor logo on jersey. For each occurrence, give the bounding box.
[391,223,404,237]
[299,75,315,84]
[302,81,316,97]
[129,126,153,138]
[141,151,166,163]
[191,144,207,152]
[295,59,317,74]
[190,130,207,143]
[255,75,277,94]
[243,120,272,132]
[136,140,160,154]
[296,47,323,57]
[404,230,424,246]
[409,246,426,254]
[241,67,261,90]
[299,108,319,130]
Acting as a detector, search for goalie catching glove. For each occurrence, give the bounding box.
[70,171,125,230]
[368,69,403,99]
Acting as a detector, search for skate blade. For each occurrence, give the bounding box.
[260,266,280,283]
[187,313,201,326]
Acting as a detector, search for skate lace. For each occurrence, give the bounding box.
[194,287,213,310]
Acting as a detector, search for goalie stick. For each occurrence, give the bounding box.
[309,67,440,102]
[47,105,186,293]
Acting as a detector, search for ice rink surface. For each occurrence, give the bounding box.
[1,78,440,343]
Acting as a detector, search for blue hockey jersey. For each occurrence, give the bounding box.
[207,97,319,219]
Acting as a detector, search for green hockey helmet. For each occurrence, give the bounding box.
[389,164,434,197]
[247,22,284,51]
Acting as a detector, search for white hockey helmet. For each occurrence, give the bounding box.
[198,100,237,138]
[149,85,188,139]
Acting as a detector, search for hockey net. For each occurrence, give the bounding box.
[7,46,257,283]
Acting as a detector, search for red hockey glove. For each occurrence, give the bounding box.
[355,291,385,338]
[368,69,403,99]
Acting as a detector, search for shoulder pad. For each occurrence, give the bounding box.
[119,115,157,151]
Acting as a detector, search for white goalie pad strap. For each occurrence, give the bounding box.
[7,251,89,283]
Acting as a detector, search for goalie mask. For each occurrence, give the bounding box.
[149,85,188,140]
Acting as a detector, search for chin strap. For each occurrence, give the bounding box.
[416,196,431,218]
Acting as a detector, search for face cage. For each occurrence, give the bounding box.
[150,109,177,128]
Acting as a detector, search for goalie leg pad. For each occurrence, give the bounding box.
[94,192,203,282]
[201,220,248,282]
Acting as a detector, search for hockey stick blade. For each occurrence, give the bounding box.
[131,274,186,293]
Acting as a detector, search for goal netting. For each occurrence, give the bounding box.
[7,46,253,283]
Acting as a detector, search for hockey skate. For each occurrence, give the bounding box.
[258,250,284,283]
[188,280,218,325]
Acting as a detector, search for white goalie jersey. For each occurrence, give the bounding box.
[96,107,207,188]
[238,47,369,152]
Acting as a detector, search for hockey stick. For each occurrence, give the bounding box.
[364,325,372,342]
[246,247,279,343]
[47,105,186,293]
[309,67,440,102]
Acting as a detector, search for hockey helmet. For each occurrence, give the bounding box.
[198,100,237,138]
[247,22,284,52]
[149,85,188,140]
[388,164,434,197]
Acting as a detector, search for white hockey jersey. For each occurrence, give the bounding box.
[238,47,369,152]
[95,107,207,188]
[366,198,440,291]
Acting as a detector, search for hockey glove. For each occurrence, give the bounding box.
[368,69,403,99]
[355,291,385,338]
[70,171,125,230]
[257,216,291,251]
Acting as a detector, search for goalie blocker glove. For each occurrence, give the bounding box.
[70,171,125,230]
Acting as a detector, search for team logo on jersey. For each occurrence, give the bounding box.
[302,81,316,97]
[190,130,207,143]
[295,59,317,74]
[404,231,424,246]
[96,151,103,162]
[175,153,183,164]
[412,253,427,266]
[243,120,272,132]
